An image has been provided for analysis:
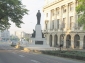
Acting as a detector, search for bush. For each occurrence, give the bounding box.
[41,50,85,61]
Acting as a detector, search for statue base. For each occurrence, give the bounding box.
[29,24,49,48]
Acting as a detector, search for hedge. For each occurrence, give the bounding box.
[41,50,85,61]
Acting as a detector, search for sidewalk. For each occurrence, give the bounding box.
[25,47,59,51]
[16,44,85,52]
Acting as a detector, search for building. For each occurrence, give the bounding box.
[15,31,31,42]
[0,30,1,41]
[15,31,24,39]
[43,0,85,49]
[23,33,32,42]
[1,29,10,42]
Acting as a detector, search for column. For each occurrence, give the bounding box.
[52,34,54,47]
[57,34,60,46]
[73,1,77,31]
[71,34,74,49]
[63,35,66,48]
[54,8,57,30]
[66,4,69,30]
[45,21,46,30]
[59,6,62,31]
[50,10,52,30]
[43,11,47,30]
[46,34,50,45]
[80,35,84,49]
[45,20,49,30]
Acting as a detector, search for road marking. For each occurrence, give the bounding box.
[19,55,25,57]
[31,60,40,63]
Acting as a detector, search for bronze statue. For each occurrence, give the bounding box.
[36,10,41,25]
[32,29,36,38]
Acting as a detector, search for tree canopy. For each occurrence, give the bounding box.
[76,0,85,29]
[0,0,28,30]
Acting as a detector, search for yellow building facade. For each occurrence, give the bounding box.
[43,0,85,49]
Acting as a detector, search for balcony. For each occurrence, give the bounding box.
[43,29,59,34]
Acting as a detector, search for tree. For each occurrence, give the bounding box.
[10,35,19,41]
[0,0,28,30]
[76,0,85,29]
[25,37,29,42]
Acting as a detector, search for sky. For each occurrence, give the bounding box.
[9,0,45,34]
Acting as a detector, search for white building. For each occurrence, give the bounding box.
[15,31,31,42]
[0,30,1,41]
[1,29,10,42]
[43,0,85,49]
[15,31,24,39]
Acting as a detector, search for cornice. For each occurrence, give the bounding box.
[43,0,64,10]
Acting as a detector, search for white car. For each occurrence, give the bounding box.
[11,41,18,46]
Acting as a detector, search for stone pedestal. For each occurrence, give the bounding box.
[35,25,42,40]
[29,24,49,48]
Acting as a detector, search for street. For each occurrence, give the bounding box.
[0,42,85,63]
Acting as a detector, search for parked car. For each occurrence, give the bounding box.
[11,40,18,46]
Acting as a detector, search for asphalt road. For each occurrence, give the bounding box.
[0,42,85,63]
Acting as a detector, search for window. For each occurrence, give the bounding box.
[62,18,65,28]
[51,9,54,16]
[52,20,54,29]
[50,20,54,30]
[46,23,47,30]
[46,13,48,17]
[63,9,66,13]
[78,14,81,18]
[57,19,59,29]
[56,8,59,15]
[70,16,73,29]
[63,7,66,13]
[45,20,48,30]
[57,11,59,15]
[70,3,73,11]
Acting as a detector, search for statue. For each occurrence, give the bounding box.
[32,29,36,38]
[36,10,41,25]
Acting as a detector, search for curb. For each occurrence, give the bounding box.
[15,45,41,53]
